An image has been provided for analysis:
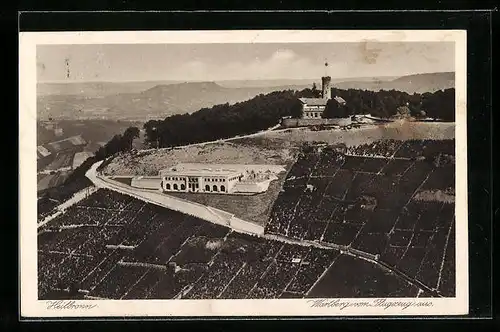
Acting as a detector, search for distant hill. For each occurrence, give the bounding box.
[38,77,397,96]
[37,81,310,120]
[215,77,399,88]
[37,80,183,97]
[37,72,454,120]
[334,72,455,94]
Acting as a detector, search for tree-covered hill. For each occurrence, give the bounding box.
[323,87,455,121]
[143,89,311,148]
[144,86,455,148]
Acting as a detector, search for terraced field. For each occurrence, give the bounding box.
[38,139,455,299]
[266,139,455,297]
[38,188,422,300]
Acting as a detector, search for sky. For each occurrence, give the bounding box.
[37,42,455,83]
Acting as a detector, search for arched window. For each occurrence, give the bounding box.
[205,185,210,191]
[180,184,186,190]
[173,183,178,190]
[221,185,225,192]
[213,185,218,192]
[166,183,171,190]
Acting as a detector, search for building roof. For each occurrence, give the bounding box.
[299,96,347,106]
[37,146,51,158]
[334,96,346,104]
[160,163,285,178]
[298,98,329,106]
[161,170,242,178]
[175,163,285,172]
[160,164,242,178]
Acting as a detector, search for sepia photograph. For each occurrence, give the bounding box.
[20,30,468,317]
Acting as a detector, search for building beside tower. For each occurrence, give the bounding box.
[298,75,331,119]
[280,67,352,127]
[298,62,347,119]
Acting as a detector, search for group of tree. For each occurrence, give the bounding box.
[143,86,455,148]
[143,89,317,148]
[420,88,455,121]
[322,99,352,118]
[94,126,140,160]
[322,87,455,120]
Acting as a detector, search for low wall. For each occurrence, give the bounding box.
[232,181,270,193]
[281,118,352,128]
[100,176,231,227]
[173,163,286,174]
[230,216,265,235]
[131,176,162,190]
[99,176,264,237]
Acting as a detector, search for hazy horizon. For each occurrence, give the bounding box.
[37,42,455,84]
[37,70,454,85]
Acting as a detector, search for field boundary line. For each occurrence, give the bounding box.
[38,186,98,229]
[317,239,440,296]
[284,153,322,236]
[80,250,118,287]
[436,212,454,292]
[55,191,137,293]
[89,259,120,294]
[388,168,433,242]
[246,243,284,297]
[217,262,247,299]
[305,253,340,297]
[120,267,152,300]
[118,261,169,270]
[319,160,347,241]
[140,223,201,300]
[179,229,234,299]
[84,295,110,300]
[280,248,310,296]
[38,250,94,259]
[398,213,422,264]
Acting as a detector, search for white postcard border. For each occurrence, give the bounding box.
[19,29,468,318]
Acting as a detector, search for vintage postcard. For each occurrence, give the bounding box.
[19,30,468,318]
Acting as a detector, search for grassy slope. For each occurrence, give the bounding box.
[167,163,292,225]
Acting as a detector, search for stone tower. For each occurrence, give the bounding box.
[321,76,331,100]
